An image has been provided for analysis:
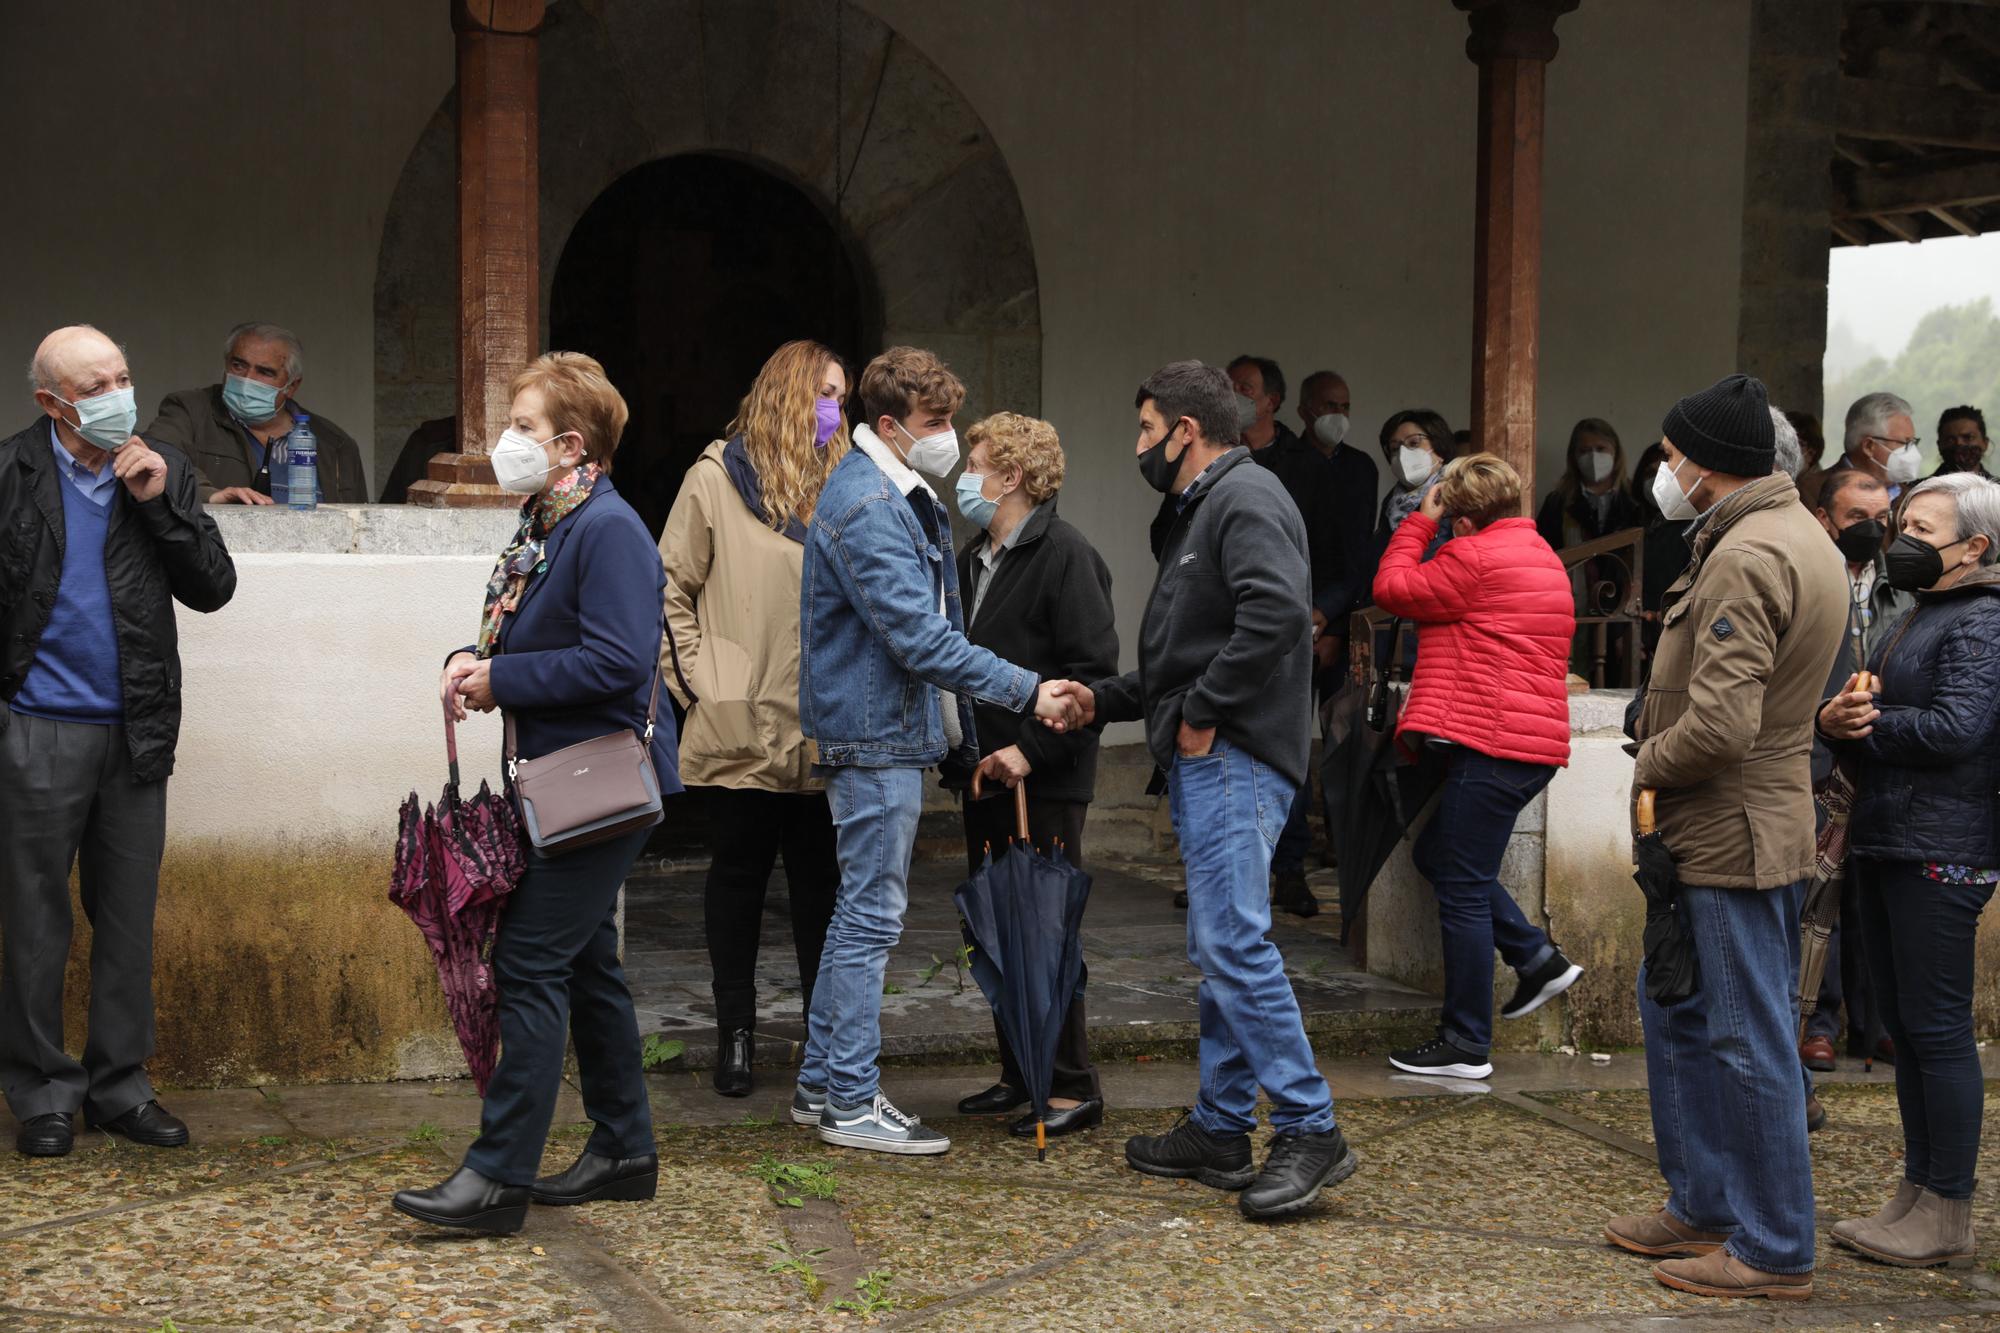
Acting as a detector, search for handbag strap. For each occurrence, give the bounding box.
[502,664,662,781]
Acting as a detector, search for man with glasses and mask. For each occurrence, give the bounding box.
[145,322,368,505]
[0,326,236,1158]
[1821,391,1923,505]
[1933,406,1992,481]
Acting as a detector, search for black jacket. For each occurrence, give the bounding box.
[1834,568,2000,866]
[0,419,237,782]
[1535,485,1645,556]
[1097,448,1313,786]
[954,505,1118,804]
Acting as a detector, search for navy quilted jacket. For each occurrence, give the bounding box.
[1838,567,2000,865]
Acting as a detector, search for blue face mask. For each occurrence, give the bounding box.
[955,470,999,528]
[55,386,138,452]
[223,373,292,425]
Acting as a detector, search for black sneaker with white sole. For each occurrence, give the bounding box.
[1388,1036,1493,1080]
[1124,1110,1256,1190]
[1239,1128,1359,1220]
[1500,950,1584,1020]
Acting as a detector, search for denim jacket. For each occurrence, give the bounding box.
[799,428,1038,768]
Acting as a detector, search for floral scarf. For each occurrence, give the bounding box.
[475,464,602,658]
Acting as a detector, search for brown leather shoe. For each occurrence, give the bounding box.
[1654,1249,1811,1300]
[1604,1209,1728,1258]
[1798,1035,1836,1072]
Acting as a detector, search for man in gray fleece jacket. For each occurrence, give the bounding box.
[1047,360,1352,1220]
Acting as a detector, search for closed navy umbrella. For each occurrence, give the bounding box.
[954,777,1091,1160]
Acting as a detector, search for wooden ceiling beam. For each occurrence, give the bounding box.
[1838,74,2000,150]
[1870,211,1924,243]
[1929,205,1982,236]
[1834,159,2000,216]
[1830,217,1872,246]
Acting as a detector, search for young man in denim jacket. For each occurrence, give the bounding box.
[795,346,1078,1154]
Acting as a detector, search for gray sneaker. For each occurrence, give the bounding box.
[791,1084,827,1126]
[817,1093,950,1155]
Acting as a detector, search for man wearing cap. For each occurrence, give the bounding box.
[1604,374,1847,1302]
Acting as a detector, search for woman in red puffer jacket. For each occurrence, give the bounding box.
[1370,452,1580,1082]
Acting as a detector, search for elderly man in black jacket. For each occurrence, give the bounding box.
[1,326,237,1158]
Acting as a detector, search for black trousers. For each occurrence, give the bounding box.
[962,791,1100,1102]
[464,826,655,1186]
[702,787,840,1032]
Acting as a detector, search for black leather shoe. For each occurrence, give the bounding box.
[1125,1110,1255,1190]
[16,1112,73,1157]
[531,1151,659,1206]
[713,1028,754,1098]
[1239,1127,1359,1220]
[393,1166,529,1233]
[1010,1098,1104,1138]
[1273,871,1319,918]
[1173,890,1189,910]
[93,1101,189,1148]
[958,1083,1029,1115]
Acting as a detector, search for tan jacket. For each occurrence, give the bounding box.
[661,441,819,791]
[1633,473,1847,889]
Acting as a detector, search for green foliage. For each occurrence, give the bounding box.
[640,1034,686,1069]
[830,1270,898,1314]
[149,1322,183,1333]
[881,980,904,996]
[766,1242,829,1299]
[1825,298,2000,473]
[408,1122,443,1145]
[749,1154,837,1207]
[254,1135,288,1147]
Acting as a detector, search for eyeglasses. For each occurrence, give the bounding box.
[1867,434,1921,451]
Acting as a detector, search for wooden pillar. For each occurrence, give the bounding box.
[409,0,546,508]
[1455,0,1577,505]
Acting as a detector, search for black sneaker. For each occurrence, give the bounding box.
[1239,1127,1359,1220]
[1388,1036,1493,1080]
[1272,870,1319,918]
[1173,890,1189,910]
[1500,950,1583,1020]
[1125,1111,1255,1190]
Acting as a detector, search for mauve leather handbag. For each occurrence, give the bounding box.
[504,672,665,855]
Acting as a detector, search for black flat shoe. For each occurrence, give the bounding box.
[92,1100,189,1148]
[958,1083,1029,1115]
[1010,1099,1104,1138]
[393,1166,529,1234]
[713,1028,753,1098]
[16,1112,73,1157]
[531,1151,659,1206]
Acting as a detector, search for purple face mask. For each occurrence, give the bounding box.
[814,395,843,448]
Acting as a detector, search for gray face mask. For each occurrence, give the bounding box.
[1234,394,1259,432]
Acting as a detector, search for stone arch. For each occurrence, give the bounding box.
[373,0,1041,484]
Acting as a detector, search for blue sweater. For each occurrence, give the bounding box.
[13,467,123,723]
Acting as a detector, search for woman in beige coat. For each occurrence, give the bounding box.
[662,341,850,1097]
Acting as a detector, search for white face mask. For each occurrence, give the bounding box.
[1234,394,1260,432]
[1579,451,1615,484]
[1651,456,1703,522]
[1312,413,1350,449]
[896,420,961,477]
[1395,444,1436,488]
[1885,443,1922,486]
[491,427,574,494]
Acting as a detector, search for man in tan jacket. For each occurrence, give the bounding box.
[1604,374,1847,1303]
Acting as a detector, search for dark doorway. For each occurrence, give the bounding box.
[550,153,873,540]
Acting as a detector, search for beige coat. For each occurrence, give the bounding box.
[661,441,819,791]
[1633,473,1849,889]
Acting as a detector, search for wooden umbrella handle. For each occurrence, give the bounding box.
[968,771,1033,843]
[1636,789,1657,837]
[1856,670,1876,694]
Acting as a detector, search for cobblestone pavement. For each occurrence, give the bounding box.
[4,1063,2000,1330]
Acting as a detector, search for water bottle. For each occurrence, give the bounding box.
[268,433,290,506]
[288,415,319,511]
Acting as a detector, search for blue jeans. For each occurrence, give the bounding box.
[1411,749,1556,1057]
[1639,880,1815,1274]
[798,764,923,1106]
[1856,859,1996,1200]
[1170,739,1336,1137]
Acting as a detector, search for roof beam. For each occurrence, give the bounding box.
[1929,205,1981,236]
[1831,217,1872,246]
[1835,159,2000,216]
[1839,74,2000,150]
[1871,212,1923,243]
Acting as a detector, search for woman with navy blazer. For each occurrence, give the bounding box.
[394,353,681,1234]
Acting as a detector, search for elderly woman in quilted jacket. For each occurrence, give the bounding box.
[1371,453,1581,1081]
[1818,471,2000,1270]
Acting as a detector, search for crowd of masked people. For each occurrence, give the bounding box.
[8,322,1999,1302]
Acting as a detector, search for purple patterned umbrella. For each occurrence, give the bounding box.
[390,707,526,1093]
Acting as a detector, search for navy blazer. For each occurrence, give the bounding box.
[483,478,682,798]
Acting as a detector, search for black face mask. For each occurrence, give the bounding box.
[1883,533,1965,591]
[1834,517,1886,565]
[1138,422,1184,494]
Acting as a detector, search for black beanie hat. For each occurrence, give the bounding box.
[1662,373,1774,477]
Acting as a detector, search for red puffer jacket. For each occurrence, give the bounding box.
[1371,513,1574,767]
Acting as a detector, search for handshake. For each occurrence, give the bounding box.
[1031,679,1096,733]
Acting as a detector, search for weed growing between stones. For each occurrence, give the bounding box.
[750,1155,837,1208]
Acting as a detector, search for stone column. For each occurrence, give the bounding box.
[409,0,546,508]
[1455,0,1578,503]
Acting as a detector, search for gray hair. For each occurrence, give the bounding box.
[223,322,304,382]
[1770,407,1802,480]
[1904,471,2000,565]
[1844,390,1914,455]
[25,323,108,396]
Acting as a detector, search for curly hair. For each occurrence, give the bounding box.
[858,345,965,428]
[727,340,851,533]
[511,352,629,472]
[966,412,1065,504]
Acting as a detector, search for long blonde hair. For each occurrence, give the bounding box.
[728,341,851,533]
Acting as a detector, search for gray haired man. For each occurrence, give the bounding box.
[2,326,236,1156]
[1835,391,1922,501]
[144,322,369,504]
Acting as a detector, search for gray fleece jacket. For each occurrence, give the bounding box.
[1092,447,1314,786]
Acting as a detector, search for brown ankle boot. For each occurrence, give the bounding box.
[1844,1187,1975,1269]
[1832,1178,1922,1248]
[1604,1209,1728,1257]
[1654,1250,1811,1300]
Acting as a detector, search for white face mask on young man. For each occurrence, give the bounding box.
[896,420,961,477]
